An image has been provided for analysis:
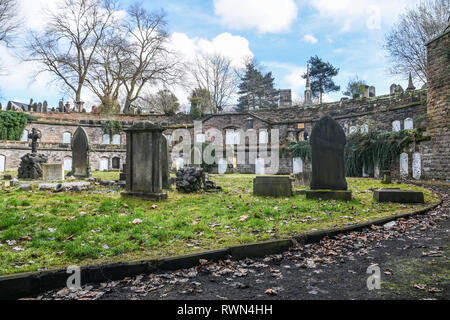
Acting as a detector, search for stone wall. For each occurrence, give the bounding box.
[425,26,450,180]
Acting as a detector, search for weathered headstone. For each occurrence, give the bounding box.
[253,176,292,197]
[42,164,64,181]
[306,116,351,200]
[161,134,170,189]
[412,152,422,180]
[122,122,167,201]
[400,153,408,179]
[71,126,91,178]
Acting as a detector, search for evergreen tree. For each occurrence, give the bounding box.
[236,62,279,111]
[303,55,340,104]
[189,88,212,117]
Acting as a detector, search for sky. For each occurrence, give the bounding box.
[0,0,423,110]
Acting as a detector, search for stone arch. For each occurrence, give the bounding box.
[112,157,121,170]
[63,132,72,144]
[99,157,109,171]
[102,134,111,145]
[112,134,121,145]
[20,129,29,142]
[259,129,268,144]
[404,118,414,130]
[63,156,72,171]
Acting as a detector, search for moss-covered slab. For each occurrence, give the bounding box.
[374,189,424,203]
[253,176,293,197]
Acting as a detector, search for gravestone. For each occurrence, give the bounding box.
[293,157,303,174]
[255,158,265,175]
[71,126,91,178]
[253,176,292,197]
[307,116,351,200]
[412,152,422,180]
[374,189,424,203]
[218,158,227,175]
[42,164,64,181]
[161,135,170,189]
[122,122,167,201]
[400,153,408,179]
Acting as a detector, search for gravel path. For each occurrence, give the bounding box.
[31,183,449,300]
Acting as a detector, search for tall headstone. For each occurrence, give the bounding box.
[161,134,170,190]
[122,122,167,201]
[306,116,351,200]
[71,126,91,178]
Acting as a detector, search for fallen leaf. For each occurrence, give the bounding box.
[239,215,249,222]
[132,219,143,225]
[265,289,278,296]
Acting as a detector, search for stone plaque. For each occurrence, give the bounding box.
[310,116,348,191]
[71,126,91,178]
[293,157,303,174]
[42,164,64,181]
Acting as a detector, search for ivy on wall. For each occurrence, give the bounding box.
[288,141,312,161]
[287,129,428,177]
[0,111,35,141]
[102,120,123,137]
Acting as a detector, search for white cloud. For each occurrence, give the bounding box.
[302,34,318,44]
[166,32,254,106]
[213,0,298,33]
[308,0,419,32]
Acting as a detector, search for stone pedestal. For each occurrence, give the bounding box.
[42,164,64,181]
[121,122,168,201]
[18,153,48,180]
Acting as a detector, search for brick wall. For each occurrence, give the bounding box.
[425,27,450,180]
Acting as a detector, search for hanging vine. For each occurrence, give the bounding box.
[287,129,428,177]
[102,120,123,137]
[0,111,35,141]
[288,141,312,161]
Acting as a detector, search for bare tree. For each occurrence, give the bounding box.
[121,4,182,113]
[0,0,20,45]
[384,0,449,84]
[24,0,118,104]
[85,29,126,113]
[189,53,237,113]
[138,89,180,115]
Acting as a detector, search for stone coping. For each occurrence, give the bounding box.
[0,198,441,300]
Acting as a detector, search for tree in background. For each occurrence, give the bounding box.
[343,76,368,99]
[303,55,340,104]
[0,0,19,45]
[140,89,180,115]
[384,0,449,84]
[121,4,183,114]
[236,61,279,111]
[24,0,118,104]
[189,53,237,113]
[189,88,212,117]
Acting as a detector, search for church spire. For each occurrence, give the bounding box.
[304,64,312,106]
[406,72,416,91]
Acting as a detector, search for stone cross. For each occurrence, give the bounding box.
[28,128,41,154]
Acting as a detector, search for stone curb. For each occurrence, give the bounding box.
[0,200,442,300]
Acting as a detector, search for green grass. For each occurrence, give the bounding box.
[0,173,440,275]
